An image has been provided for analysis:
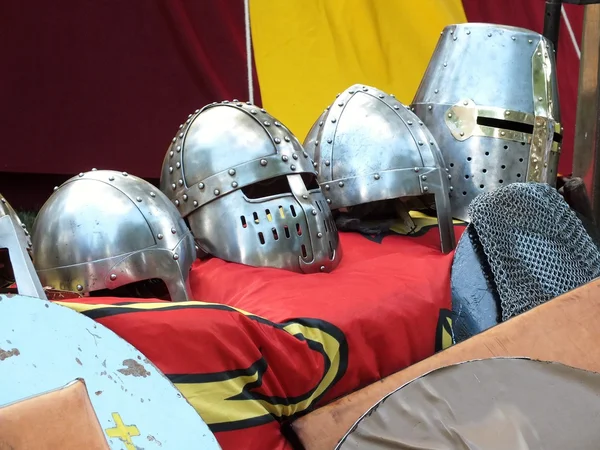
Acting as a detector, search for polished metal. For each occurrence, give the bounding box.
[304,84,456,253]
[0,294,221,450]
[160,101,342,273]
[573,5,600,224]
[0,194,46,299]
[412,23,562,222]
[32,170,195,301]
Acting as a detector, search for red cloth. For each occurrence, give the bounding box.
[461,0,583,176]
[57,226,464,450]
[0,0,261,178]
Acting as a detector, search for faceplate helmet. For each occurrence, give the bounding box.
[159,101,342,273]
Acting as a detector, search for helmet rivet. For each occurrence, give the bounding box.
[378,94,384,99]
[327,138,332,144]
[434,89,439,94]
[193,200,199,207]
[178,133,184,138]
[53,186,59,191]
[175,200,180,206]
[176,162,181,169]
[317,232,323,238]
[428,105,433,110]
[157,233,164,240]
[325,160,331,166]
[338,102,344,106]
[284,136,291,142]
[290,164,297,171]
[122,172,128,176]
[505,111,511,116]
[136,196,142,202]
[393,105,400,110]
[91,168,97,171]
[423,186,429,192]
[528,39,533,44]
[182,194,188,201]
[110,274,117,281]
[169,167,174,173]
[232,181,238,188]
[320,266,326,272]
[199,182,205,190]
[264,121,271,126]
[109,176,115,181]
[173,253,179,261]
[414,167,420,172]
[488,33,492,37]
[260,159,268,166]
[420,121,424,126]
[150,192,156,197]
[374,174,380,180]
[195,109,200,113]
[319,121,323,127]
[76,284,84,291]
[463,100,468,106]
[407,120,413,125]
[443,63,447,67]
[293,154,299,160]
[274,121,281,127]
[282,155,289,162]
[312,209,317,216]
[170,151,174,157]
[78,172,84,177]
[261,108,266,113]
[449,186,454,191]
[326,199,331,204]
[214,189,220,196]
[459,131,465,137]
[228,169,236,176]
[178,179,184,186]
[172,137,176,143]
[250,109,257,114]
[466,30,471,35]
[421,175,427,181]
[331,118,337,123]
[171,183,176,190]
[179,124,183,129]
[274,137,281,144]
[302,194,308,199]
[303,151,309,158]
[448,174,452,180]
[500,131,506,136]
[325,184,330,190]
[315,140,319,146]
[312,161,318,168]
[171,227,177,234]
[339,181,345,188]
[176,146,181,152]
[418,141,423,146]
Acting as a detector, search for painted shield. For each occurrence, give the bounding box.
[0,294,221,450]
[336,358,600,449]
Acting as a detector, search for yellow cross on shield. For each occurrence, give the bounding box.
[105,412,140,450]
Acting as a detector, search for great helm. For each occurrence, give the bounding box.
[304,84,456,254]
[159,101,342,273]
[411,23,562,222]
[32,170,196,301]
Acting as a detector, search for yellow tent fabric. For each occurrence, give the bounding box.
[250,0,467,142]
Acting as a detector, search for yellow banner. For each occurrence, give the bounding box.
[250,0,467,142]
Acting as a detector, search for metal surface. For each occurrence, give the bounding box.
[336,359,600,449]
[32,170,195,301]
[160,101,342,273]
[304,84,455,253]
[451,224,500,343]
[573,5,600,225]
[0,194,46,299]
[412,23,562,222]
[543,0,563,56]
[0,294,221,450]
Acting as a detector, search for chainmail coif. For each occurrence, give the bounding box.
[467,182,600,321]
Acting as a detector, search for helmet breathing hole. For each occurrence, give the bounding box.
[290,205,297,217]
[315,201,322,212]
[253,212,260,224]
[324,220,329,232]
[517,173,522,178]
[485,152,490,156]
[450,163,454,167]
[465,175,470,179]
[503,145,509,150]
[240,215,247,228]
[501,165,506,169]
[462,191,467,196]
[328,241,334,259]
[519,158,524,162]
[265,209,273,221]
[272,228,279,240]
[479,184,485,189]
[482,169,487,173]
[296,223,303,236]
[301,244,308,258]
[284,225,291,238]
[499,179,504,183]
[258,232,266,245]
[278,206,286,218]
[91,278,170,301]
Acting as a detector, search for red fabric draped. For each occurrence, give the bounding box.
[0,0,261,179]
[462,0,584,176]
